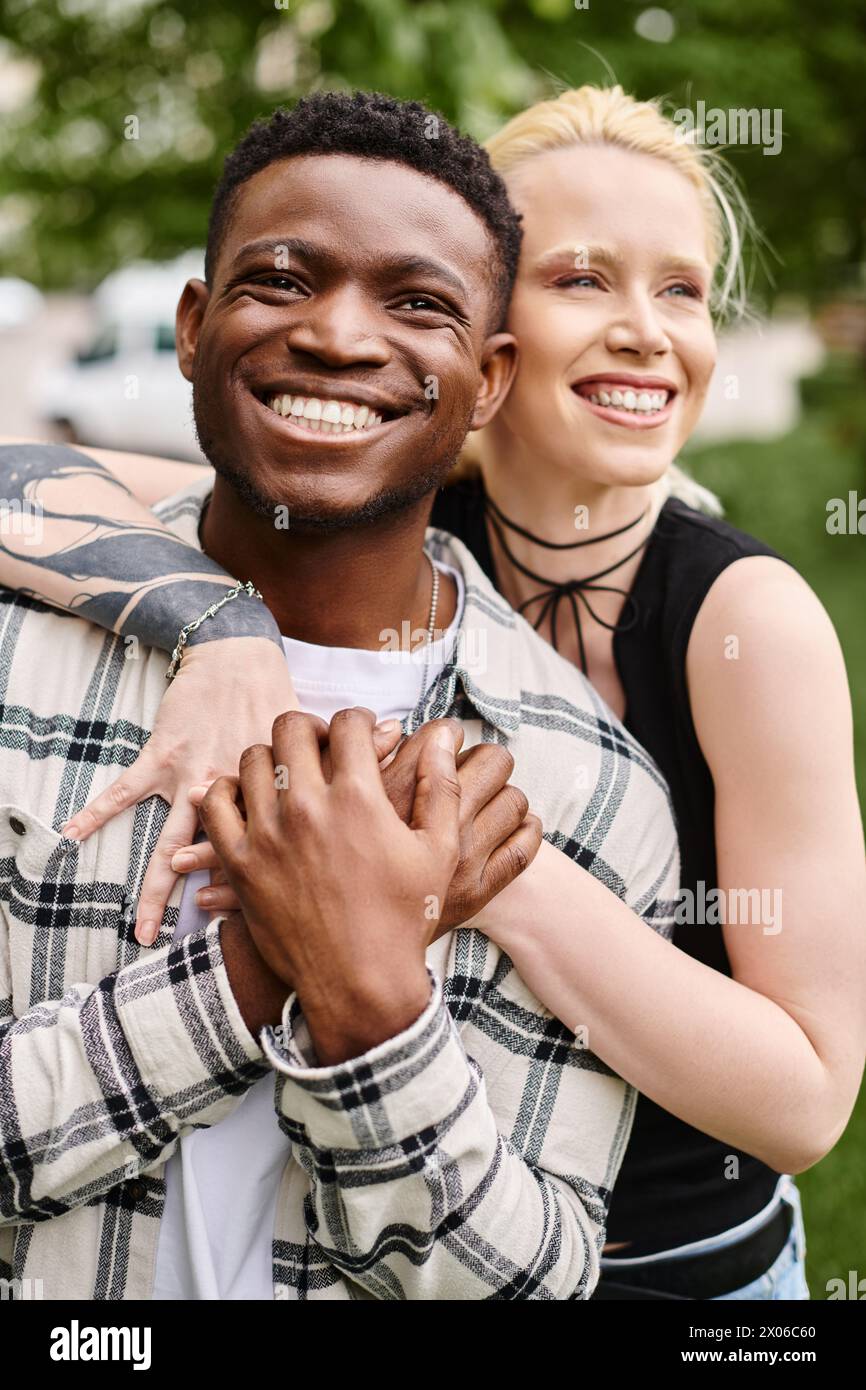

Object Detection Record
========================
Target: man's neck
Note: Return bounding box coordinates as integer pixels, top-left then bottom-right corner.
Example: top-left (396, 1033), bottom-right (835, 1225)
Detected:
top-left (200, 475), bottom-right (457, 649)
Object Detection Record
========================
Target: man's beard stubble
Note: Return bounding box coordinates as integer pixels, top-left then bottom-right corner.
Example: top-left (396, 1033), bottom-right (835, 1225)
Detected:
top-left (192, 377), bottom-right (469, 536)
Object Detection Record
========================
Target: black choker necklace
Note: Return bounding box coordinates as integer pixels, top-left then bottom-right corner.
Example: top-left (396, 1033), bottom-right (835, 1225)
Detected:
top-left (484, 492), bottom-right (651, 674)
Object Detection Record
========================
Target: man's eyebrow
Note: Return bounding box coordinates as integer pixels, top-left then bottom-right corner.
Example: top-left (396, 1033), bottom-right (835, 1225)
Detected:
top-left (230, 237), bottom-right (322, 268)
top-left (379, 255), bottom-right (469, 303)
top-left (229, 241), bottom-right (470, 303)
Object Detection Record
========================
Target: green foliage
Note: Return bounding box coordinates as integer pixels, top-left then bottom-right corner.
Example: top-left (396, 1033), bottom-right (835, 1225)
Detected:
top-left (0, 0), bottom-right (863, 303)
top-left (799, 1087), bottom-right (866, 1300)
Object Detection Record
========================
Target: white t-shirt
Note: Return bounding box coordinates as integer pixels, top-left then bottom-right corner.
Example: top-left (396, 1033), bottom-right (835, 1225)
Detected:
top-left (152, 562), bottom-right (464, 1300)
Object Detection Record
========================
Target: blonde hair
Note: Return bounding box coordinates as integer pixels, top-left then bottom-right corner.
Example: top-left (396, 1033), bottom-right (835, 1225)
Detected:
top-left (458, 83), bottom-right (758, 515)
top-left (485, 83), bottom-right (754, 325)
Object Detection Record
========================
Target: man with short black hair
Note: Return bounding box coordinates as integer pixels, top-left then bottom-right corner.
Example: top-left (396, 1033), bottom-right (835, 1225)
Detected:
top-left (0, 92), bottom-right (677, 1300)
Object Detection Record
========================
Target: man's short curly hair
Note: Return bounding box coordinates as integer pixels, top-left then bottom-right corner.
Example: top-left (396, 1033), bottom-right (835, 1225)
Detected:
top-left (205, 90), bottom-right (523, 332)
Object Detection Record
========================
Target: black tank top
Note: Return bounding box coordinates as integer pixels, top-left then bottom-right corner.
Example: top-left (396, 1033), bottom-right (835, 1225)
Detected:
top-left (430, 475), bottom-right (786, 1253)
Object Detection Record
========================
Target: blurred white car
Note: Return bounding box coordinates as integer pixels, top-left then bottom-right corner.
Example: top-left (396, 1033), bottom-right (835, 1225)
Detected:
top-left (35, 252), bottom-right (205, 461)
top-left (0, 277), bottom-right (44, 330)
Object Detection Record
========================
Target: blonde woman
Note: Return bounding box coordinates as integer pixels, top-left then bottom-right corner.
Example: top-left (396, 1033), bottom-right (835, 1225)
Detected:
top-left (1, 86), bottom-right (863, 1300)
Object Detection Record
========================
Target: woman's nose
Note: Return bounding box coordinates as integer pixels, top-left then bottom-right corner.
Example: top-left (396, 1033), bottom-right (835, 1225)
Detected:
top-left (604, 294), bottom-right (672, 358)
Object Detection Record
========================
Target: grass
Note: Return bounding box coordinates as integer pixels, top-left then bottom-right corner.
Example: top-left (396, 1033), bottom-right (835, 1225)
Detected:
top-left (683, 356), bottom-right (866, 1298)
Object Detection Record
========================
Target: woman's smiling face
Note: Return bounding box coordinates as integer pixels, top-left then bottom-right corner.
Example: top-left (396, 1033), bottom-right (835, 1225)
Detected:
top-left (493, 142), bottom-right (718, 487)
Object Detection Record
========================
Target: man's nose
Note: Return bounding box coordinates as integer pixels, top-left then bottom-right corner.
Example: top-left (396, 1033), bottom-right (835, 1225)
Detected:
top-left (284, 289), bottom-right (391, 367)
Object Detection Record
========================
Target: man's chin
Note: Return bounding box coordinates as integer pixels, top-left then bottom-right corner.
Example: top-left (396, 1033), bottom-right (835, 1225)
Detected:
top-left (266, 474), bottom-right (450, 533)
top-left (198, 438), bottom-right (453, 534)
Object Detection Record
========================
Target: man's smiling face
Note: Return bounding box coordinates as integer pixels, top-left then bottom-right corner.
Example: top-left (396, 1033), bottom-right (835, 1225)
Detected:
top-left (176, 153), bottom-right (510, 531)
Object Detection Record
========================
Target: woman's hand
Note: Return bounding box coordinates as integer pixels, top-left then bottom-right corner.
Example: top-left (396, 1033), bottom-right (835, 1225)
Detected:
top-left (58, 639), bottom-right (298, 943)
top-left (57, 638), bottom-right (403, 944)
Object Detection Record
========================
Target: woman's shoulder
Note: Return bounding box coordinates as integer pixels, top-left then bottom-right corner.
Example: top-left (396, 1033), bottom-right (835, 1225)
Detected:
top-left (666, 501), bottom-right (834, 706)
top-left (645, 496), bottom-right (795, 627)
top-left (653, 495), bottom-right (784, 568)
top-left (623, 496), bottom-right (805, 696)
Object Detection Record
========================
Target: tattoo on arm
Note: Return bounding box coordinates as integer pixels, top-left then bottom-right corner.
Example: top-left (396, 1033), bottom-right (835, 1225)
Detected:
top-left (0, 443), bottom-right (281, 653)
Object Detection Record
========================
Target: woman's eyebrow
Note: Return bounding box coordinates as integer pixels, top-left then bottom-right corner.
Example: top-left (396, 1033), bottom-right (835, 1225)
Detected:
top-left (656, 254), bottom-right (712, 278)
top-left (535, 243), bottom-right (710, 277)
top-left (535, 242), bottom-right (626, 272)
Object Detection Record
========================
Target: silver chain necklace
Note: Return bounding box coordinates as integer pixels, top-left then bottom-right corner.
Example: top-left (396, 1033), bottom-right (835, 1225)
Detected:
top-left (412, 550), bottom-right (440, 725)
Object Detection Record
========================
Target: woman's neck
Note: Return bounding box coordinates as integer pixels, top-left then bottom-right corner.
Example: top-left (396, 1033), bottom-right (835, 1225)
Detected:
top-left (476, 432), bottom-right (669, 693)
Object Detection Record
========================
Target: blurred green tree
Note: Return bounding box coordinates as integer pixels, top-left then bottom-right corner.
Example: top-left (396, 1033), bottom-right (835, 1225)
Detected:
top-left (0, 0), bottom-right (863, 304)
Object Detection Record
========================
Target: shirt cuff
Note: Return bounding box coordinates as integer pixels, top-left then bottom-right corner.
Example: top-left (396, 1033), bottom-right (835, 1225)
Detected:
top-left (117, 916), bottom-right (271, 1113)
top-left (260, 969), bottom-right (479, 1151)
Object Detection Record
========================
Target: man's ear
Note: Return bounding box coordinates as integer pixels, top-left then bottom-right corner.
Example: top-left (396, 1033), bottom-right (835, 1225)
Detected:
top-left (469, 333), bottom-right (518, 432)
top-left (175, 279), bottom-right (210, 383)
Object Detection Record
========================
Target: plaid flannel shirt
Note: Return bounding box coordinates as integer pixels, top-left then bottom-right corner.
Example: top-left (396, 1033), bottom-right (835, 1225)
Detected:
top-left (0, 474), bottom-right (679, 1301)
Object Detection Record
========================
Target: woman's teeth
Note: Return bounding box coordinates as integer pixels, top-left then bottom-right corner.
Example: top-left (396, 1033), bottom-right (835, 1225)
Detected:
top-left (584, 387), bottom-right (670, 414)
top-left (266, 393), bottom-right (385, 433)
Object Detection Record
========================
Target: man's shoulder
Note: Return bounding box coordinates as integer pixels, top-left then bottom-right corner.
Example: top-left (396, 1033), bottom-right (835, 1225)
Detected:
top-left (0, 585), bottom-right (97, 657)
top-left (0, 586), bottom-right (165, 733)
top-left (152, 471), bottom-right (213, 544)
top-left (427, 526), bottom-right (677, 908)
top-left (507, 627), bottom-right (674, 839)
top-left (429, 524), bottom-right (669, 791)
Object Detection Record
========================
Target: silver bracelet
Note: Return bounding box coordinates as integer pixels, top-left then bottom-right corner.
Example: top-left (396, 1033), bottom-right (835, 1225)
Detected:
top-left (165, 579), bottom-right (264, 681)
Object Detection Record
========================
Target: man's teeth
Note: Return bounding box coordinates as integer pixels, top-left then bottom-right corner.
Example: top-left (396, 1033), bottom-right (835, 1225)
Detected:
top-left (585, 387), bottom-right (670, 414)
top-left (266, 393), bottom-right (384, 433)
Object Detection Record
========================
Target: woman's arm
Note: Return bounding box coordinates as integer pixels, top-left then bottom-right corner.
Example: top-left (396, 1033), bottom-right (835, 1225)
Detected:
top-left (476, 557), bottom-right (866, 1174)
top-left (0, 436), bottom-right (209, 508)
top-left (0, 439), bottom-right (302, 939)
top-left (0, 439), bottom-right (277, 649)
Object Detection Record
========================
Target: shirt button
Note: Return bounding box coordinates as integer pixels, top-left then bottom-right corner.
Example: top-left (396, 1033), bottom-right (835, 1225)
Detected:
top-left (8, 816), bottom-right (26, 836)
top-left (126, 1180), bottom-right (146, 1203)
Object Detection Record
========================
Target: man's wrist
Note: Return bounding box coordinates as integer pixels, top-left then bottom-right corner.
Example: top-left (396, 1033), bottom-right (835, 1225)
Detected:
top-left (219, 912), bottom-right (291, 1037)
top-left (299, 962), bottom-right (432, 1066)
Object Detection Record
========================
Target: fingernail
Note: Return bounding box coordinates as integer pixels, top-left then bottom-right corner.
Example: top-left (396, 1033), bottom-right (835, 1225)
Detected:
top-left (196, 890), bottom-right (216, 906)
top-left (375, 719), bottom-right (400, 733)
top-left (60, 823), bottom-right (80, 840)
top-left (187, 785), bottom-right (210, 801)
top-left (136, 921), bottom-right (159, 946)
top-left (171, 851), bottom-right (197, 871)
top-left (436, 726), bottom-right (455, 750)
